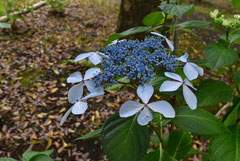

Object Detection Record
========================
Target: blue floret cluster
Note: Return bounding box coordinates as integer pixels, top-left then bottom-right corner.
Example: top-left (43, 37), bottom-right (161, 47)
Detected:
top-left (95, 37), bottom-right (177, 86)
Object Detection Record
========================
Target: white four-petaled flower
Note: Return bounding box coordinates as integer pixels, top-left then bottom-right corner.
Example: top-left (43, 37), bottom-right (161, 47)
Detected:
top-left (178, 53), bottom-right (204, 81)
top-left (120, 84), bottom-right (175, 126)
top-left (160, 72), bottom-right (197, 110)
top-left (150, 32), bottom-right (174, 51)
top-left (74, 51), bottom-right (106, 65)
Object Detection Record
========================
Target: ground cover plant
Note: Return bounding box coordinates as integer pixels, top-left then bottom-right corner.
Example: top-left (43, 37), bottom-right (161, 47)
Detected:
top-left (0, 0), bottom-right (240, 160)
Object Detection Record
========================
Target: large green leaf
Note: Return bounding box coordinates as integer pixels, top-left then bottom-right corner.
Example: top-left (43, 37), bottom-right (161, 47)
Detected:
top-left (75, 127), bottom-right (102, 141)
top-left (161, 4), bottom-right (194, 18)
top-left (0, 158), bottom-right (17, 161)
top-left (29, 154), bottom-right (53, 161)
top-left (197, 79), bottom-right (234, 107)
top-left (22, 150), bottom-right (53, 161)
top-left (231, 0), bottom-right (240, 10)
top-left (209, 124), bottom-right (240, 161)
top-left (167, 130), bottom-right (192, 160)
top-left (176, 20), bottom-right (211, 28)
top-left (0, 22), bottom-right (11, 29)
top-left (172, 106), bottom-right (228, 135)
top-left (143, 11), bottom-right (165, 26)
top-left (105, 26), bottom-right (151, 45)
top-left (204, 42), bottom-right (239, 70)
top-left (101, 113), bottom-right (150, 161)
top-left (141, 150), bottom-right (174, 161)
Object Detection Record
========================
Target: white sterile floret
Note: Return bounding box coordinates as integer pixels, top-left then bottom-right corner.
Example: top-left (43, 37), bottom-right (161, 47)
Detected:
top-left (108, 39), bottom-right (126, 45)
top-left (60, 83), bottom-right (104, 126)
top-left (74, 51), bottom-right (106, 65)
top-left (178, 53), bottom-right (204, 81)
top-left (67, 68), bottom-right (100, 93)
top-left (119, 84), bottom-right (175, 126)
top-left (150, 32), bottom-right (174, 51)
top-left (160, 72), bottom-right (197, 110)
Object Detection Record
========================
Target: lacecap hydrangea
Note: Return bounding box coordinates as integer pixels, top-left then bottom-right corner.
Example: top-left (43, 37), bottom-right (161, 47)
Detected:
top-left (60, 33), bottom-right (204, 126)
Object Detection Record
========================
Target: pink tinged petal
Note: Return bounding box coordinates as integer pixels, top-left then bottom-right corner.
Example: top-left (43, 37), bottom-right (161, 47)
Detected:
top-left (150, 32), bottom-right (166, 38)
top-left (148, 101), bottom-right (175, 118)
top-left (119, 101), bottom-right (144, 117)
top-left (160, 81), bottom-right (182, 92)
top-left (183, 84), bottom-right (197, 110)
top-left (88, 53), bottom-right (102, 65)
top-left (183, 63), bottom-right (199, 81)
top-left (74, 52), bottom-right (92, 62)
top-left (184, 79), bottom-right (197, 90)
top-left (137, 107), bottom-right (153, 126)
top-left (67, 71), bottom-right (83, 83)
top-left (85, 80), bottom-right (96, 93)
top-left (60, 107), bottom-right (72, 126)
top-left (189, 62), bottom-right (204, 76)
top-left (81, 86), bottom-right (105, 100)
top-left (68, 83), bottom-right (83, 104)
top-left (71, 101), bottom-right (88, 115)
top-left (178, 53), bottom-right (189, 63)
top-left (164, 72), bottom-right (183, 82)
top-left (137, 84), bottom-right (154, 104)
top-left (84, 68), bottom-right (101, 80)
top-left (165, 38), bottom-right (174, 51)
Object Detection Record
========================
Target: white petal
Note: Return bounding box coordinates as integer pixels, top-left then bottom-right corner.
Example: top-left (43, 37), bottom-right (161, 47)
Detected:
top-left (60, 107), bottom-right (72, 126)
top-left (74, 52), bottom-right (92, 62)
top-left (183, 63), bottom-right (199, 81)
top-left (184, 79), bottom-right (197, 90)
top-left (165, 38), bottom-right (174, 51)
top-left (160, 81), bottom-right (182, 92)
top-left (183, 84), bottom-right (197, 110)
top-left (71, 101), bottom-right (88, 115)
top-left (81, 86), bottom-right (105, 100)
top-left (67, 71), bottom-right (83, 83)
top-left (84, 68), bottom-right (101, 80)
top-left (137, 107), bottom-right (153, 126)
top-left (164, 72), bottom-right (183, 82)
top-left (85, 80), bottom-right (96, 93)
top-left (88, 53), bottom-right (102, 65)
top-left (148, 101), bottom-right (175, 118)
top-left (190, 62), bottom-right (204, 76)
top-left (119, 101), bottom-right (144, 117)
top-left (68, 83), bottom-right (83, 104)
top-left (178, 53), bottom-right (189, 63)
top-left (97, 52), bottom-right (106, 56)
top-left (137, 84), bottom-right (154, 104)
top-left (150, 32), bottom-right (166, 38)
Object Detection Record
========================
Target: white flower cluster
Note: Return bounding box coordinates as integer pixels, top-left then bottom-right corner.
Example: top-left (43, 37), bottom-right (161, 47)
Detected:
top-left (60, 34), bottom-right (204, 126)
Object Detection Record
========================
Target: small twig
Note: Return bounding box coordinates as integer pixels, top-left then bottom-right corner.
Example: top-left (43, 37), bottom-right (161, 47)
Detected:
top-left (216, 102), bottom-right (233, 117)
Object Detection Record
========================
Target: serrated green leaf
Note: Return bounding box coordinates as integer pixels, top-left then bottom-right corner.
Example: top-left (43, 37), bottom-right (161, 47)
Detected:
top-left (101, 113), bottom-right (150, 161)
top-left (22, 150), bottom-right (53, 161)
top-left (176, 20), bottom-right (211, 28)
top-left (143, 11), bottom-right (165, 26)
top-left (161, 4), bottom-right (194, 18)
top-left (29, 154), bottom-right (53, 161)
top-left (75, 127), bottom-right (102, 141)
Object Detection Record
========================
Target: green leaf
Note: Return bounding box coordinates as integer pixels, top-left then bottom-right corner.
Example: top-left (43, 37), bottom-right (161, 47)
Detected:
top-left (223, 96), bottom-right (240, 127)
top-left (231, 0), bottom-right (240, 10)
top-left (22, 150), bottom-right (53, 161)
top-left (209, 124), bottom-right (240, 161)
top-left (167, 130), bottom-right (192, 160)
top-left (197, 79), bottom-right (234, 107)
top-left (101, 113), bottom-right (150, 161)
top-left (204, 42), bottom-right (239, 70)
top-left (149, 75), bottom-right (168, 89)
top-left (105, 26), bottom-right (151, 45)
top-left (143, 11), bottom-right (165, 26)
top-left (74, 127), bottom-right (102, 141)
top-left (161, 4), bottom-right (194, 18)
top-left (176, 20), bottom-right (211, 28)
top-left (0, 158), bottom-right (17, 161)
top-left (29, 154), bottom-right (53, 161)
top-left (172, 106), bottom-right (228, 135)
top-left (233, 71), bottom-right (240, 90)
top-left (0, 22), bottom-right (11, 29)
top-left (141, 150), bottom-right (174, 161)
top-left (183, 149), bottom-right (204, 159)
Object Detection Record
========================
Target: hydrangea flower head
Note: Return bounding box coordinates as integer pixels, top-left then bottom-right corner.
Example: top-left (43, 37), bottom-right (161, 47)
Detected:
top-left (95, 37), bottom-right (177, 86)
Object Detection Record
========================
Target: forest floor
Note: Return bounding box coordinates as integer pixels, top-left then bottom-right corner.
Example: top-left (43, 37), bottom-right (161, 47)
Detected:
top-left (0, 0), bottom-right (237, 160)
